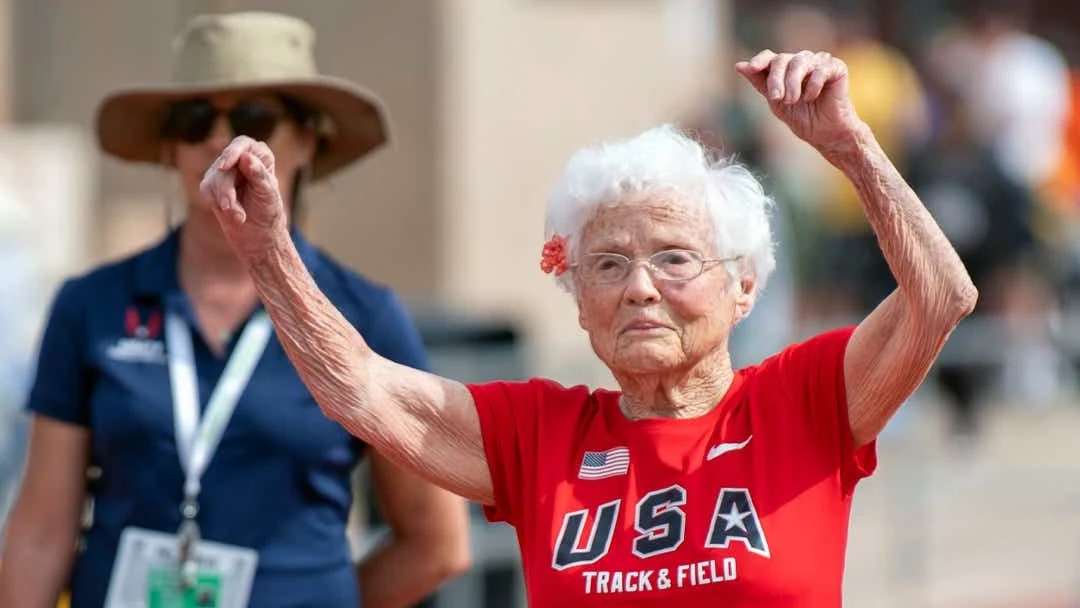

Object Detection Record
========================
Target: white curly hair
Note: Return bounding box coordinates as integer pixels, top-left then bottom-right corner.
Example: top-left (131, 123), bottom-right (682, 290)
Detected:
top-left (544, 123), bottom-right (777, 303)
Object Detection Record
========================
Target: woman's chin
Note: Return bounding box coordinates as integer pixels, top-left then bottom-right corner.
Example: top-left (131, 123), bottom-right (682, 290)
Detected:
top-left (611, 341), bottom-right (682, 375)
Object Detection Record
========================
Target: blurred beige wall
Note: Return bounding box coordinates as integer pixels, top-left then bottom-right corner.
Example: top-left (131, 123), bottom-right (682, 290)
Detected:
top-left (0, 0), bottom-right (9, 123)
top-left (11, 0), bottom-right (730, 381)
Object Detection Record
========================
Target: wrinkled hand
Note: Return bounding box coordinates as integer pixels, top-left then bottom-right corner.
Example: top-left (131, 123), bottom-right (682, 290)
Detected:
top-left (200, 136), bottom-right (289, 263)
top-left (736, 50), bottom-right (863, 152)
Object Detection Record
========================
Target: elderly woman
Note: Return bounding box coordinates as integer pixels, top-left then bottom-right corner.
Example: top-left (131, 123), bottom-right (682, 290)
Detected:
top-left (0, 11), bottom-right (469, 608)
top-left (202, 50), bottom-right (976, 605)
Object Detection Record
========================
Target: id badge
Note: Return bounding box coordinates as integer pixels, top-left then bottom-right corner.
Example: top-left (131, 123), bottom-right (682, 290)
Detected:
top-left (104, 527), bottom-right (258, 608)
top-left (146, 568), bottom-right (222, 608)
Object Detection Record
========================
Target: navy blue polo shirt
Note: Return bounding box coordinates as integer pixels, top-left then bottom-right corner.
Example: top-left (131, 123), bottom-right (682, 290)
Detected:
top-left (26, 228), bottom-right (429, 607)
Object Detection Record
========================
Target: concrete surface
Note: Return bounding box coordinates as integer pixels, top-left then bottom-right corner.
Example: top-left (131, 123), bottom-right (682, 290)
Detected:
top-left (844, 398), bottom-right (1080, 608)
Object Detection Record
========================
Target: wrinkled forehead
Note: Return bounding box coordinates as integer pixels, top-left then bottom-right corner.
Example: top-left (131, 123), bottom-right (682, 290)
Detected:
top-left (577, 194), bottom-right (714, 254)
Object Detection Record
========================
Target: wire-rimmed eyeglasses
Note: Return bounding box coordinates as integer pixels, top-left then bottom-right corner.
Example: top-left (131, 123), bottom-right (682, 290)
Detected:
top-left (571, 250), bottom-right (740, 285)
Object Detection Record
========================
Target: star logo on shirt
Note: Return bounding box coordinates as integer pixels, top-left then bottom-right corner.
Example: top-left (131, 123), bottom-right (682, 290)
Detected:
top-left (718, 502), bottom-right (752, 532)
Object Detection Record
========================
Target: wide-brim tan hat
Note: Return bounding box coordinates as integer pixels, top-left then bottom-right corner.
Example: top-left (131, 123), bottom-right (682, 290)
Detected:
top-left (96, 11), bottom-right (388, 181)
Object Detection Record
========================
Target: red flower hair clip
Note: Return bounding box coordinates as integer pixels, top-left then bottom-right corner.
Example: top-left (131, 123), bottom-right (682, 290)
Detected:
top-left (540, 234), bottom-right (569, 277)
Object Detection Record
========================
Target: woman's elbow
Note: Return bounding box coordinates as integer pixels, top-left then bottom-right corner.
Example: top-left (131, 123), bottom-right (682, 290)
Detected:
top-left (946, 279), bottom-right (979, 324)
top-left (914, 277), bottom-right (978, 328)
top-left (428, 529), bottom-right (473, 581)
top-left (446, 542), bottom-right (473, 579)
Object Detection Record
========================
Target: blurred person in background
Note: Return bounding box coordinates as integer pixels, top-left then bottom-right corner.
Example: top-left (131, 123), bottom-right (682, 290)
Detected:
top-left (927, 0), bottom-right (1075, 405)
top-left (940, 0), bottom-right (1070, 196)
top-left (0, 11), bottom-right (469, 608)
top-left (200, 47), bottom-right (976, 606)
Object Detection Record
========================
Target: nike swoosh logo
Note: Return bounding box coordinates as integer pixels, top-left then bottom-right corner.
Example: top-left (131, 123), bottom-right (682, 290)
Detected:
top-left (706, 435), bottom-right (752, 461)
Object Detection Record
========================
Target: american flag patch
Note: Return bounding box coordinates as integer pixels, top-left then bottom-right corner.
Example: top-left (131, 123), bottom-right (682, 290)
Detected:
top-left (578, 447), bottom-right (630, 480)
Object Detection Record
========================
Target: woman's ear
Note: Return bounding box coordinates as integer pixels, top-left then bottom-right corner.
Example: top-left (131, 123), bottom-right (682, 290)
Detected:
top-left (733, 275), bottom-right (757, 322)
top-left (576, 288), bottom-right (589, 330)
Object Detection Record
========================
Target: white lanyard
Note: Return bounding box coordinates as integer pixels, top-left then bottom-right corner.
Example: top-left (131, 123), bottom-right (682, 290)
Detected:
top-left (165, 310), bottom-right (273, 501)
top-left (164, 309), bottom-right (272, 587)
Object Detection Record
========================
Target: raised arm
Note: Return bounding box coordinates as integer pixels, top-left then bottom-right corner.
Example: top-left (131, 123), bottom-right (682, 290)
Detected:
top-left (737, 50), bottom-right (977, 447)
top-left (826, 124), bottom-right (976, 447)
top-left (200, 138), bottom-right (494, 504)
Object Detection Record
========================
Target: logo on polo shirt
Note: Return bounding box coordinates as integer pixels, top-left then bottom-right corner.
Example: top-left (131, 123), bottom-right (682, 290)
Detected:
top-left (124, 306), bottom-right (162, 339)
top-left (106, 305), bottom-right (166, 364)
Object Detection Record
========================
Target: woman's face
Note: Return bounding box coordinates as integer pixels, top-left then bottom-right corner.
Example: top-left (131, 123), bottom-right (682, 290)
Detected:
top-left (573, 197), bottom-right (755, 375)
top-left (169, 92), bottom-right (316, 219)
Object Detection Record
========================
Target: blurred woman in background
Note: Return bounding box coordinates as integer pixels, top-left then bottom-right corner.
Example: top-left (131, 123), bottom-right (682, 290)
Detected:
top-left (0, 11), bottom-right (469, 608)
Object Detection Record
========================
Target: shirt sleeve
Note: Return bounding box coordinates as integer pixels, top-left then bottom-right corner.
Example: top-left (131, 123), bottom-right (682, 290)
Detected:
top-left (767, 326), bottom-right (877, 494)
top-left (467, 379), bottom-right (550, 528)
top-left (25, 279), bottom-right (94, 427)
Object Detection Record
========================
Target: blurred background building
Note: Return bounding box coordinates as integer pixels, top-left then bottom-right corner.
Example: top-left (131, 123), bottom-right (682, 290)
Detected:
top-left (2, 0), bottom-right (1080, 606)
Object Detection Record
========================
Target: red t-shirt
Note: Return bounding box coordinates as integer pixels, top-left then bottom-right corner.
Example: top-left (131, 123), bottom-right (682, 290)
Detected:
top-left (469, 327), bottom-right (876, 607)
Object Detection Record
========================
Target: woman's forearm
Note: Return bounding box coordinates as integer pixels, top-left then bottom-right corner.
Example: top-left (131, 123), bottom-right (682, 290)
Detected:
top-left (0, 512), bottom-right (78, 607)
top-left (357, 536), bottom-right (470, 608)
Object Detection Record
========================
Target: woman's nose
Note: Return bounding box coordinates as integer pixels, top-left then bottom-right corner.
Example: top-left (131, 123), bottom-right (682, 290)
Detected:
top-left (622, 263), bottom-right (661, 305)
top-left (203, 115), bottom-right (233, 150)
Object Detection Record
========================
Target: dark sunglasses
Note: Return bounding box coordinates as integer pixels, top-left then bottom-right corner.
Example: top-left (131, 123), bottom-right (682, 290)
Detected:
top-left (162, 99), bottom-right (292, 144)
